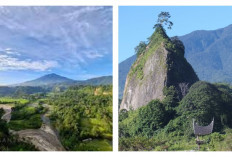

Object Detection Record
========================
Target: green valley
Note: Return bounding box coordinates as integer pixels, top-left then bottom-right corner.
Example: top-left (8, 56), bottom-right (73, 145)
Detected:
top-left (0, 74), bottom-right (112, 151)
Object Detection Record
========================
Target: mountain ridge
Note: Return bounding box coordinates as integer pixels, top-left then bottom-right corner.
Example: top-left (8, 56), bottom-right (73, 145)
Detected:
top-left (119, 24), bottom-right (232, 98)
top-left (11, 73), bottom-right (112, 87)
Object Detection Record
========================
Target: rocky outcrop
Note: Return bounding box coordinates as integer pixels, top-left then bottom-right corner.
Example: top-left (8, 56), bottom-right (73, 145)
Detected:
top-left (120, 27), bottom-right (199, 110)
top-left (0, 104), bottom-right (12, 122)
top-left (11, 128), bottom-right (65, 151)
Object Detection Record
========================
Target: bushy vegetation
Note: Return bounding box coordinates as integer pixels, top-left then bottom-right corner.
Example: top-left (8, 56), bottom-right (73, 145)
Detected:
top-left (119, 81), bottom-right (232, 151)
top-left (177, 81), bottom-right (232, 132)
top-left (129, 26), bottom-right (170, 80)
top-left (119, 100), bottom-right (168, 137)
top-left (8, 102), bottom-right (43, 131)
top-left (0, 108), bottom-right (37, 151)
top-left (0, 98), bottom-right (29, 105)
top-left (0, 86), bottom-right (49, 97)
top-left (49, 85), bottom-right (112, 151)
top-left (119, 86), bottom-right (178, 138)
top-left (135, 41), bottom-right (147, 57)
top-left (130, 24), bottom-right (197, 84)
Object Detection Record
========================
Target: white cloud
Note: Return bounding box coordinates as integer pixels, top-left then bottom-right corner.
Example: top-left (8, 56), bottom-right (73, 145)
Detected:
top-left (0, 54), bottom-right (58, 71)
top-left (4, 48), bottom-right (21, 56)
top-left (85, 51), bottom-right (104, 59)
top-left (0, 6), bottom-right (112, 71)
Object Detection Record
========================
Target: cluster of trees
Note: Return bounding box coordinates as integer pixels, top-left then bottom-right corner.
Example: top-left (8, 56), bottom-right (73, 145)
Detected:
top-left (0, 98), bottom-right (29, 105)
top-left (0, 107), bottom-right (37, 151)
top-left (135, 11), bottom-right (176, 57)
top-left (8, 99), bottom-right (43, 131)
top-left (119, 86), bottom-right (178, 138)
top-left (0, 86), bottom-right (49, 98)
top-left (48, 85), bottom-right (112, 151)
top-left (119, 81), bottom-right (232, 151)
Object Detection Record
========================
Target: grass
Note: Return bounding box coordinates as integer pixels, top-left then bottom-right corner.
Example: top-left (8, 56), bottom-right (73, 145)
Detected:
top-left (75, 139), bottom-right (112, 151)
top-left (9, 104), bottom-right (43, 131)
top-left (119, 128), bottom-right (232, 151)
top-left (80, 118), bottom-right (112, 139)
top-left (11, 106), bottom-right (37, 119)
top-left (0, 97), bottom-right (29, 105)
top-left (8, 114), bottom-right (42, 131)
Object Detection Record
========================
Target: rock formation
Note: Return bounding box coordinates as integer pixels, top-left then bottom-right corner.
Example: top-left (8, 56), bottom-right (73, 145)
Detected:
top-left (120, 27), bottom-right (199, 110)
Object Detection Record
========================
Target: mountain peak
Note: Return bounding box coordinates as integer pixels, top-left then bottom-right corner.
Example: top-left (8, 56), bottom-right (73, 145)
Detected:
top-left (151, 26), bottom-right (169, 40)
top-left (41, 73), bottom-right (63, 78)
top-left (14, 73), bottom-right (75, 87)
top-left (120, 27), bottom-right (199, 110)
top-left (46, 73), bottom-right (58, 76)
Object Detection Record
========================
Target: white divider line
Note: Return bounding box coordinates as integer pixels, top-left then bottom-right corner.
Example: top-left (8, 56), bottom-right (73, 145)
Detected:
top-left (113, 3), bottom-right (119, 152)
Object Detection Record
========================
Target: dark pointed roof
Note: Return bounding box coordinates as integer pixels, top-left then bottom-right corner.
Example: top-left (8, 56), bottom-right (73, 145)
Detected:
top-left (193, 118), bottom-right (214, 135)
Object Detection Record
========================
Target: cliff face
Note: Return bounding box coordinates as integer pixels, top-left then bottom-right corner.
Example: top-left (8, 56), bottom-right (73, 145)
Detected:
top-left (120, 27), bottom-right (199, 110)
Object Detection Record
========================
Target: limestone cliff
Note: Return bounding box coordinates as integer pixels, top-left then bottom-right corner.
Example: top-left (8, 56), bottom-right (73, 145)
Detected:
top-left (120, 27), bottom-right (199, 110)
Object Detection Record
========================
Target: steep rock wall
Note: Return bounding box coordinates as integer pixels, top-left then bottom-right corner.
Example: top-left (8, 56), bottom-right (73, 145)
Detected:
top-left (120, 27), bottom-right (199, 110)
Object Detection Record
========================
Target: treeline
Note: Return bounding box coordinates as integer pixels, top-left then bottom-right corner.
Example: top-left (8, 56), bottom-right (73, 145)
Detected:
top-left (48, 85), bottom-right (112, 151)
top-left (0, 98), bottom-right (29, 105)
top-left (0, 86), bottom-right (49, 98)
top-left (119, 81), bottom-right (232, 151)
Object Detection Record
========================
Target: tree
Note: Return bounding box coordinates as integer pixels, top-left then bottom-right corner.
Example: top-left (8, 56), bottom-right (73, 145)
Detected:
top-left (178, 81), bottom-right (232, 131)
top-left (134, 41), bottom-right (147, 56)
top-left (171, 36), bottom-right (185, 52)
top-left (153, 12), bottom-right (173, 30)
top-left (137, 100), bottom-right (168, 136)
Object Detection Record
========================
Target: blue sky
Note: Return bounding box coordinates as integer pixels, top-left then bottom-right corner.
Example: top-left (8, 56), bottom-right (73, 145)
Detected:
top-left (0, 6), bottom-right (112, 85)
top-left (119, 6), bottom-right (232, 62)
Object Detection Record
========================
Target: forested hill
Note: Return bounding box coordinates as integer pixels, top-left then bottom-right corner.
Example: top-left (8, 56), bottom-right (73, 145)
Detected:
top-left (12, 74), bottom-right (112, 87)
top-left (49, 85), bottom-right (113, 151)
top-left (119, 24), bottom-right (232, 98)
top-left (81, 76), bottom-right (112, 85)
top-left (119, 55), bottom-right (136, 98)
top-left (179, 24), bottom-right (232, 83)
top-left (119, 81), bottom-right (232, 151)
top-left (0, 74), bottom-right (112, 97)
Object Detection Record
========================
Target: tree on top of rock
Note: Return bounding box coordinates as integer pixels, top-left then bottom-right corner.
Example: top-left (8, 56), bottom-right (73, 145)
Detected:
top-left (153, 12), bottom-right (173, 30)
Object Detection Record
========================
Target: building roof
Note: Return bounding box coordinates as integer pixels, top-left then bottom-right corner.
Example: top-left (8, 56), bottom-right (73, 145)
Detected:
top-left (193, 118), bottom-right (214, 136)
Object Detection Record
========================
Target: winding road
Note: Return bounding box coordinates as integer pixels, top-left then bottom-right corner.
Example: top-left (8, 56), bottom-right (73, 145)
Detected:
top-left (0, 103), bottom-right (65, 151)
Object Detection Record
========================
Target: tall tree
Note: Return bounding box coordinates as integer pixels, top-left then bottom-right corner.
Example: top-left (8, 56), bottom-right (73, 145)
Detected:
top-left (153, 12), bottom-right (173, 30)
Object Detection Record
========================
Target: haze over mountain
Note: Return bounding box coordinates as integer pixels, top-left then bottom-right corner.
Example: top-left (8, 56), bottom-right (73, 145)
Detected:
top-left (12, 73), bottom-right (112, 87)
top-left (119, 24), bottom-right (232, 98)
